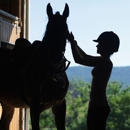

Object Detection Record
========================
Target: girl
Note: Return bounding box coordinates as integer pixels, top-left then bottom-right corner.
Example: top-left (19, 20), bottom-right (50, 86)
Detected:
top-left (67, 31), bottom-right (120, 130)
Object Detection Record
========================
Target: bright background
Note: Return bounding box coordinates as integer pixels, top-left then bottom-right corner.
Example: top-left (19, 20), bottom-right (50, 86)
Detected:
top-left (30, 0), bottom-right (130, 67)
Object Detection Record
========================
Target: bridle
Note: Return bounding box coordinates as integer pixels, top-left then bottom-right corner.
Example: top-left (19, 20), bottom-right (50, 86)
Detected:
top-left (49, 56), bottom-right (70, 77)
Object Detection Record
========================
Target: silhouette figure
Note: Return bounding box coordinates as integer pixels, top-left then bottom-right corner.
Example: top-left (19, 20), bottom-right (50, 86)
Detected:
top-left (0, 3), bottom-right (69, 130)
top-left (67, 31), bottom-right (120, 130)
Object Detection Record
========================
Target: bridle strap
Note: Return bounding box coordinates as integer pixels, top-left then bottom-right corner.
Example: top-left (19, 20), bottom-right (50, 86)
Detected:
top-left (63, 57), bottom-right (71, 72)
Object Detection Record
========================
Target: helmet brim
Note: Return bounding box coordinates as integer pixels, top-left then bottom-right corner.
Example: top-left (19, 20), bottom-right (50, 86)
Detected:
top-left (93, 40), bottom-right (98, 42)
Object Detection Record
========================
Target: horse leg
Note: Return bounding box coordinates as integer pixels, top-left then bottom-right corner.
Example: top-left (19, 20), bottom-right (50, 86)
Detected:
top-left (30, 98), bottom-right (40, 130)
top-left (0, 104), bottom-right (14, 130)
top-left (52, 99), bottom-right (66, 130)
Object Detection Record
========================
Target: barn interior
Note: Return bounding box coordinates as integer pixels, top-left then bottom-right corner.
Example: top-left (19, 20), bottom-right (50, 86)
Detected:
top-left (0, 0), bottom-right (29, 48)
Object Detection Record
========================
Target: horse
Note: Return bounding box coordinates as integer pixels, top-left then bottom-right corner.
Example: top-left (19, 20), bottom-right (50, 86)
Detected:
top-left (0, 3), bottom-right (70, 130)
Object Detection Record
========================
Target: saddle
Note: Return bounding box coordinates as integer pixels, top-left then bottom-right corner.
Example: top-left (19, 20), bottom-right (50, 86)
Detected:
top-left (11, 38), bottom-right (43, 76)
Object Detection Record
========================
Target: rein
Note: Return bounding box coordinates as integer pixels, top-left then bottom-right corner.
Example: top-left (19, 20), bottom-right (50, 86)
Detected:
top-left (50, 56), bottom-right (70, 77)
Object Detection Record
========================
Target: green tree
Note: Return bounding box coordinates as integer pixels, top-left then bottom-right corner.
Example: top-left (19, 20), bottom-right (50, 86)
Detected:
top-left (65, 79), bottom-right (90, 130)
top-left (30, 79), bottom-right (130, 130)
top-left (107, 81), bottom-right (130, 130)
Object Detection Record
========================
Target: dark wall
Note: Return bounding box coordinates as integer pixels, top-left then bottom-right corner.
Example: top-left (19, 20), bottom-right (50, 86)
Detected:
top-left (0, 0), bottom-right (21, 18)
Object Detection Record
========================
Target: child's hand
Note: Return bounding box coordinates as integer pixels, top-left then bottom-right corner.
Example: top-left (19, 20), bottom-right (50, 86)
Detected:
top-left (67, 32), bottom-right (75, 43)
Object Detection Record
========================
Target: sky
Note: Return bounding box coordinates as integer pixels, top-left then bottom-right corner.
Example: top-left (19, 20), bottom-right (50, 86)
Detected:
top-left (30, 0), bottom-right (130, 67)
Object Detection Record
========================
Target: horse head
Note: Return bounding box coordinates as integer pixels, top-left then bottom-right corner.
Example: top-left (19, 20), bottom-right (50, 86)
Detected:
top-left (42, 3), bottom-right (69, 63)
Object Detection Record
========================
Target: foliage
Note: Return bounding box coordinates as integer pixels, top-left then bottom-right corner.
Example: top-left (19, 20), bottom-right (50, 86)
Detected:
top-left (29, 79), bottom-right (130, 130)
top-left (107, 81), bottom-right (130, 130)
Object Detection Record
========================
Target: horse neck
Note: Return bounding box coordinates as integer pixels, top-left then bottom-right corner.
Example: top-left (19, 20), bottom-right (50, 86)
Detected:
top-left (51, 50), bottom-right (64, 64)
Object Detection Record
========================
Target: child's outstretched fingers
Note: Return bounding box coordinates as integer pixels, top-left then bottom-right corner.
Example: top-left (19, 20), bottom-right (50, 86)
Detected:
top-left (67, 32), bottom-right (75, 42)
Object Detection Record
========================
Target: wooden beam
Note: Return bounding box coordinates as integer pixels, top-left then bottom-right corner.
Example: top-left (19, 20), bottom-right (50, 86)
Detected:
top-left (20, 0), bottom-right (25, 38)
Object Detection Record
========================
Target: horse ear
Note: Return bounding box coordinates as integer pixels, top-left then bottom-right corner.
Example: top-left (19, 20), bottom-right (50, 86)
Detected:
top-left (62, 3), bottom-right (69, 19)
top-left (47, 3), bottom-right (53, 17)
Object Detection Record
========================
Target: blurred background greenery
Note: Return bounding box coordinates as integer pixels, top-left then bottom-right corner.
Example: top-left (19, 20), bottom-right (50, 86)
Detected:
top-left (29, 79), bottom-right (130, 130)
